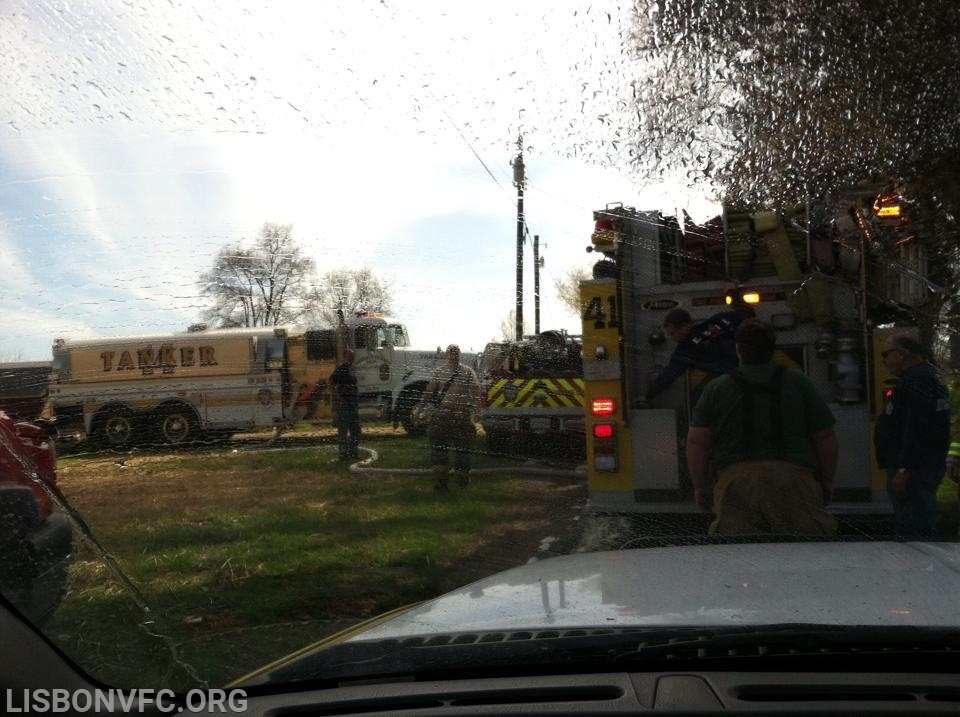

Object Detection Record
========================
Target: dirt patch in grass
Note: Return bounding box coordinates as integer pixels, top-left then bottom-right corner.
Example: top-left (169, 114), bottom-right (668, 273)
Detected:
top-left (432, 477), bottom-right (587, 591)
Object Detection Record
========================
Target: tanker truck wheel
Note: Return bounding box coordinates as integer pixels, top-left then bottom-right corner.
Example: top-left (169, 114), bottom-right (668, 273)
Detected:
top-left (93, 407), bottom-right (136, 450)
top-left (154, 404), bottom-right (199, 446)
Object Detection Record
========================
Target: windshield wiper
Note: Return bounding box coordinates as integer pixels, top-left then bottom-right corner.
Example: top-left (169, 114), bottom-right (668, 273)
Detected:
top-left (610, 624), bottom-right (960, 661)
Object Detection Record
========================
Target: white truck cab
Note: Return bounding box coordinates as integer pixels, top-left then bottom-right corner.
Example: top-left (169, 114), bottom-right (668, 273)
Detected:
top-left (343, 312), bottom-right (476, 433)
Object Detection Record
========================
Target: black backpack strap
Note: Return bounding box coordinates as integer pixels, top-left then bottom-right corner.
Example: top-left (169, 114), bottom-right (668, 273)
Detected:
top-left (767, 365), bottom-right (787, 458)
top-left (731, 371), bottom-right (755, 459)
top-left (434, 367), bottom-right (460, 406)
top-left (733, 364), bottom-right (787, 460)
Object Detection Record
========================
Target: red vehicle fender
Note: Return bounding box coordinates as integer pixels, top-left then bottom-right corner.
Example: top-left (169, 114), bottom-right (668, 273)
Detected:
top-left (0, 410), bottom-right (56, 520)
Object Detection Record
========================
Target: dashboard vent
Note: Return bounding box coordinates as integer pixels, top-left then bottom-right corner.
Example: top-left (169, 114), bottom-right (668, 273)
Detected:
top-left (269, 696), bottom-right (445, 715)
top-left (270, 685), bottom-right (623, 715)
top-left (924, 691), bottom-right (960, 702)
top-left (736, 685), bottom-right (960, 703)
top-left (736, 685), bottom-right (918, 702)
top-left (448, 685), bottom-right (624, 706)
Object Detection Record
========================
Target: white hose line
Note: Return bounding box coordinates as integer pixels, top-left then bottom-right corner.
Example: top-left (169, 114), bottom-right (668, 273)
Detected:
top-left (220, 437), bottom-right (585, 479)
top-left (348, 445), bottom-right (585, 479)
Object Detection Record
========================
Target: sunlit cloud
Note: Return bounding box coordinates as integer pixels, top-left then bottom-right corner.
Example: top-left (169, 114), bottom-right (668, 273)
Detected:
top-left (0, 0), bottom-right (717, 359)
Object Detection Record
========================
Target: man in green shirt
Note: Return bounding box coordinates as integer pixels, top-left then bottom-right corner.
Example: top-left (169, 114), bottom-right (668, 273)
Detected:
top-left (686, 319), bottom-right (839, 536)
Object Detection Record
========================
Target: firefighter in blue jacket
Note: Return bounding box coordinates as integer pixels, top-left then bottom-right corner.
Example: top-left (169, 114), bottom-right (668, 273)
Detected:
top-left (645, 296), bottom-right (755, 402)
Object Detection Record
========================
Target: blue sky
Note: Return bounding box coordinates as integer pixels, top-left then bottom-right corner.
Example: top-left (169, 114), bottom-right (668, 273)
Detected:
top-left (0, 0), bottom-right (717, 360)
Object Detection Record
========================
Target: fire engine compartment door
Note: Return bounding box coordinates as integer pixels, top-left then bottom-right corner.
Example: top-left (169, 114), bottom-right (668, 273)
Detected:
top-left (630, 408), bottom-right (680, 496)
top-left (251, 373), bottom-right (285, 426)
top-left (830, 404), bottom-right (877, 504)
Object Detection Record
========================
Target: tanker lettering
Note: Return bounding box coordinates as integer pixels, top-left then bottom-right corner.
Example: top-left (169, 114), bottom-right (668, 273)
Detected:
top-left (97, 345), bottom-right (216, 373)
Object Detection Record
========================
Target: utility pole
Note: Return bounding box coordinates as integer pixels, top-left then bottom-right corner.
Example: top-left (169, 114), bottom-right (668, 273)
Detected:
top-left (513, 136), bottom-right (525, 341)
top-left (534, 234), bottom-right (543, 336)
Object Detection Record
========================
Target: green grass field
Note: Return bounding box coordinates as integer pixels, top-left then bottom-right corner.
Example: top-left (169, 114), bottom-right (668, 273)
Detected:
top-left (45, 431), bottom-right (584, 690)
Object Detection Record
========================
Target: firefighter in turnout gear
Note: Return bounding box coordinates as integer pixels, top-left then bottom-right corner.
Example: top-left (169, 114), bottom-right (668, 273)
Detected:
top-left (686, 319), bottom-right (839, 536)
top-left (416, 345), bottom-right (481, 490)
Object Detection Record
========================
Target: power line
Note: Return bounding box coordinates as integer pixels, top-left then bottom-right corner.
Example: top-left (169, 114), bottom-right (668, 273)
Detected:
top-left (430, 98), bottom-right (513, 204)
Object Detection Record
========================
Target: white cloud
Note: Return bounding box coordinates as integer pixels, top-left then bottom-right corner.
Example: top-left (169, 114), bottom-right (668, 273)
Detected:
top-left (0, 0), bottom-right (719, 360)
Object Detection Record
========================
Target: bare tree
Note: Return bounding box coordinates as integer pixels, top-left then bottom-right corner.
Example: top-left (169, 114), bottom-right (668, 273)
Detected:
top-left (304, 267), bottom-right (394, 327)
top-left (497, 310), bottom-right (530, 342)
top-left (553, 266), bottom-right (590, 317)
top-left (199, 223), bottom-right (316, 327)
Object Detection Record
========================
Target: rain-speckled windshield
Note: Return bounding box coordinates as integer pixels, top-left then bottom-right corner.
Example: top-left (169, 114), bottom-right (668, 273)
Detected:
top-left (1, 0), bottom-right (958, 692)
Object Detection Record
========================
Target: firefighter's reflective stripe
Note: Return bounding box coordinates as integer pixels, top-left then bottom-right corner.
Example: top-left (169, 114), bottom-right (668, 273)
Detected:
top-left (487, 378), bottom-right (585, 409)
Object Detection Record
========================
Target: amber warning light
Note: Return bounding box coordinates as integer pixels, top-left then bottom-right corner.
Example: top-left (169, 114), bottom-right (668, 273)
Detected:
top-left (874, 192), bottom-right (902, 218)
top-left (591, 398), bottom-right (616, 415)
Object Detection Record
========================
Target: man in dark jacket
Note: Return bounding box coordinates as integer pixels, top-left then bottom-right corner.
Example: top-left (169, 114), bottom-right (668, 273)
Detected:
top-left (329, 349), bottom-right (361, 460)
top-left (646, 299), bottom-right (755, 401)
top-left (874, 334), bottom-right (952, 537)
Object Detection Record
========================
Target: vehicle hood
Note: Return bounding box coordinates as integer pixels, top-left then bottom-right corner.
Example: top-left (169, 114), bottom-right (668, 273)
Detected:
top-left (348, 541), bottom-right (960, 640)
top-left (235, 541), bottom-right (960, 686)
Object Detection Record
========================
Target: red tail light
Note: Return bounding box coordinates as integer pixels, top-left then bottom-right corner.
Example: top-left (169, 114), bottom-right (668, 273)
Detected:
top-left (592, 420), bottom-right (618, 472)
top-left (593, 423), bottom-right (614, 439)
